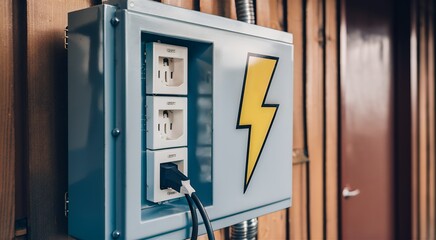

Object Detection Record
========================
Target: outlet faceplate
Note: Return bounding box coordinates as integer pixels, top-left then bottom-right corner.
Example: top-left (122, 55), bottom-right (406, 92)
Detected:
top-left (146, 148), bottom-right (188, 202)
top-left (146, 96), bottom-right (187, 150)
top-left (146, 42), bottom-right (188, 95)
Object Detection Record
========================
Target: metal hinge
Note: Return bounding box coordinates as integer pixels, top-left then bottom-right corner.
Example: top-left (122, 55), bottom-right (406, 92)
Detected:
top-left (293, 148), bottom-right (309, 165)
top-left (64, 192), bottom-right (69, 217)
top-left (64, 26), bottom-right (68, 50)
top-left (15, 218), bottom-right (28, 238)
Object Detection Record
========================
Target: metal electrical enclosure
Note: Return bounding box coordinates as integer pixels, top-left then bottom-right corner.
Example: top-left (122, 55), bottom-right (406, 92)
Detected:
top-left (68, 1), bottom-right (293, 239)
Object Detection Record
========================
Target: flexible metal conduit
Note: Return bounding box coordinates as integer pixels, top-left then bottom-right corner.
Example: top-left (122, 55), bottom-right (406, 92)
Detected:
top-left (234, 0), bottom-right (256, 24)
top-left (230, 1), bottom-right (258, 239)
top-left (230, 218), bottom-right (258, 240)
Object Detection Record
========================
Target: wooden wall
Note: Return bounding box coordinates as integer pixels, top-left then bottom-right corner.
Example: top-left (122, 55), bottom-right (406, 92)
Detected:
top-left (1, 0), bottom-right (340, 239)
top-left (413, 0), bottom-right (436, 238)
top-left (3, 0), bottom-right (436, 238)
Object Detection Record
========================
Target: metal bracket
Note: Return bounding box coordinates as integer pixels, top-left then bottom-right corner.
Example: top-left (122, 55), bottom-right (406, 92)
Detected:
top-left (15, 218), bottom-right (28, 238)
top-left (64, 26), bottom-right (68, 50)
top-left (64, 192), bottom-right (69, 217)
top-left (293, 148), bottom-right (309, 165)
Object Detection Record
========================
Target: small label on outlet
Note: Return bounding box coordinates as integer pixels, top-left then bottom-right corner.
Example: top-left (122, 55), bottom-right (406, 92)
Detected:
top-left (167, 101), bottom-right (176, 106)
top-left (167, 191), bottom-right (177, 195)
top-left (166, 48), bottom-right (176, 53)
top-left (168, 154), bottom-right (176, 158)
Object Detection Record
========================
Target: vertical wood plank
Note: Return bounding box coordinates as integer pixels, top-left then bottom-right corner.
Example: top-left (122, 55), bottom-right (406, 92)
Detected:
top-left (427, 2), bottom-right (435, 237)
top-left (199, 0), bottom-right (236, 19)
top-left (418, 0), bottom-right (428, 237)
top-left (161, 0), bottom-right (198, 10)
top-left (306, 0), bottom-right (325, 238)
top-left (287, 0), bottom-right (308, 238)
top-left (26, 1), bottom-right (92, 238)
top-left (258, 210), bottom-right (287, 239)
top-left (256, 0), bottom-right (285, 30)
top-left (199, 0), bottom-right (225, 15)
top-left (325, 0), bottom-right (338, 238)
top-left (411, 0), bottom-right (419, 238)
top-left (0, 0), bottom-right (16, 238)
top-left (290, 163), bottom-right (308, 239)
top-left (288, 0), bottom-right (304, 148)
top-left (224, 0), bottom-right (237, 19)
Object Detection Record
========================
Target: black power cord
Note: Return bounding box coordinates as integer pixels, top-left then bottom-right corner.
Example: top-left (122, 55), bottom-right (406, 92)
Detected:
top-left (191, 192), bottom-right (214, 240)
top-left (160, 162), bottom-right (215, 240)
top-left (185, 194), bottom-right (198, 240)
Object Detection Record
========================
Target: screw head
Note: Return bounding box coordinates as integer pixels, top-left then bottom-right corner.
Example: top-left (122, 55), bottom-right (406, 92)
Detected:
top-left (111, 17), bottom-right (120, 26)
top-left (112, 128), bottom-right (121, 137)
top-left (112, 230), bottom-right (121, 238)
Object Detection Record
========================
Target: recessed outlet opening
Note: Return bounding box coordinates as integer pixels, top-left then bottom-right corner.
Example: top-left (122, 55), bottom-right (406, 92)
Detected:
top-left (142, 33), bottom-right (213, 209)
top-left (158, 57), bottom-right (184, 87)
top-left (158, 109), bottom-right (183, 140)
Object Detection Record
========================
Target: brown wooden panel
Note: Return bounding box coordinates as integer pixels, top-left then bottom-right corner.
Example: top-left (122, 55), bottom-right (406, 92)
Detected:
top-left (418, 0), bottom-right (429, 237)
top-left (290, 162), bottom-right (308, 239)
top-left (287, 0), bottom-right (308, 238)
top-left (288, 0), bottom-right (304, 150)
top-left (410, 0), bottom-right (419, 236)
top-left (199, 0), bottom-right (236, 19)
top-left (258, 210), bottom-right (287, 239)
top-left (427, 1), bottom-right (435, 237)
top-left (325, 0), bottom-right (338, 238)
top-left (199, 0), bottom-right (224, 15)
top-left (0, 0), bottom-right (16, 238)
top-left (306, 0), bottom-right (325, 238)
top-left (26, 1), bottom-right (92, 238)
top-left (161, 0), bottom-right (198, 10)
top-left (256, 0), bottom-right (285, 30)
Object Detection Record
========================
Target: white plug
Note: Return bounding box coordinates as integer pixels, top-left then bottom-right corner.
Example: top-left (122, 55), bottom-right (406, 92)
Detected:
top-left (146, 42), bottom-right (188, 95)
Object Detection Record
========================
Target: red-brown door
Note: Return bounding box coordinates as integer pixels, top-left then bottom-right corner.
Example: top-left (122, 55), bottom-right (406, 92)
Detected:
top-left (340, 0), bottom-right (411, 238)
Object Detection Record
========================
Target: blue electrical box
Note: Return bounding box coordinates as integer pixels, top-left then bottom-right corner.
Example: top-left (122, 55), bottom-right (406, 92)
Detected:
top-left (68, 1), bottom-right (293, 239)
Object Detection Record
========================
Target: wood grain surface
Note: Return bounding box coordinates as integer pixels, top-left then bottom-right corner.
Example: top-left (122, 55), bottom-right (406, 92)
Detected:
top-left (0, 0), bottom-right (16, 239)
top-left (258, 210), bottom-right (288, 239)
top-left (199, 0), bottom-right (237, 18)
top-left (418, 0), bottom-right (429, 237)
top-left (256, 0), bottom-right (285, 30)
top-left (325, 0), bottom-right (338, 238)
top-left (287, 0), bottom-right (309, 238)
top-left (25, 1), bottom-right (92, 238)
top-left (426, 0), bottom-right (435, 237)
top-left (161, 0), bottom-right (199, 10)
top-left (306, 0), bottom-right (325, 238)
top-left (410, 0), bottom-right (419, 237)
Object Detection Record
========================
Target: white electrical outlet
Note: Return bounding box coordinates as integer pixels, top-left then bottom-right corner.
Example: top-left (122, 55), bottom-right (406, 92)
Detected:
top-left (146, 42), bottom-right (188, 95)
top-left (146, 96), bottom-right (187, 150)
top-left (146, 148), bottom-right (188, 203)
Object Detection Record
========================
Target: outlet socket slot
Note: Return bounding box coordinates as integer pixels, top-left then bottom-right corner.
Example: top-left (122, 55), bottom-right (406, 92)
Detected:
top-left (146, 42), bottom-right (188, 95)
top-left (146, 96), bottom-right (187, 150)
top-left (158, 109), bottom-right (183, 140)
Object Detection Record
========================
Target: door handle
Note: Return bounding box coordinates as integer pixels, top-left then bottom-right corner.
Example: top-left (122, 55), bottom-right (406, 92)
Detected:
top-left (342, 187), bottom-right (360, 199)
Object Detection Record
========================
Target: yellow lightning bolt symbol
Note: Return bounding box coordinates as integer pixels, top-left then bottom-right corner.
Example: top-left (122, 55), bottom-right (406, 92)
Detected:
top-left (237, 54), bottom-right (279, 193)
